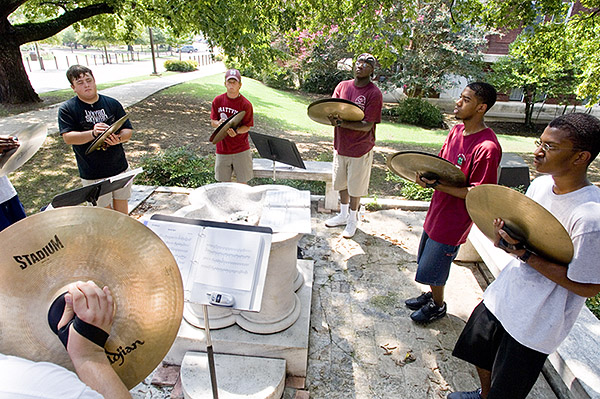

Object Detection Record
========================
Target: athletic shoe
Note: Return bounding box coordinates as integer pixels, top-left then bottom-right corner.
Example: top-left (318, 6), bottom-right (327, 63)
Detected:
top-left (405, 291), bottom-right (433, 310)
top-left (325, 213), bottom-right (348, 227)
top-left (410, 301), bottom-right (447, 323)
top-left (447, 388), bottom-right (482, 399)
top-left (342, 215), bottom-right (358, 238)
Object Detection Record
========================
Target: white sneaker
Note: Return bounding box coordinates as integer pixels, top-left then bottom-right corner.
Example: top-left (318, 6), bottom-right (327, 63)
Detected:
top-left (325, 213), bottom-right (348, 227)
top-left (342, 216), bottom-right (358, 238)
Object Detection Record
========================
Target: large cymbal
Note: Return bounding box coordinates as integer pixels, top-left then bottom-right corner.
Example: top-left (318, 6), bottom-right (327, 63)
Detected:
top-left (85, 114), bottom-right (130, 155)
top-left (210, 111), bottom-right (246, 144)
top-left (307, 98), bottom-right (365, 126)
top-left (0, 207), bottom-right (184, 389)
top-left (466, 184), bottom-right (573, 265)
top-left (0, 123), bottom-right (47, 176)
top-left (387, 151), bottom-right (466, 187)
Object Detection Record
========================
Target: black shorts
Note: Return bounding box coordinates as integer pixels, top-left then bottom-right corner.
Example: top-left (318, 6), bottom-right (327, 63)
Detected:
top-left (452, 302), bottom-right (548, 399)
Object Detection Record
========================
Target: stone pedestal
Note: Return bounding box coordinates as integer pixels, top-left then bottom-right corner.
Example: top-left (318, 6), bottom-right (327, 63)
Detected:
top-left (174, 183), bottom-right (305, 334)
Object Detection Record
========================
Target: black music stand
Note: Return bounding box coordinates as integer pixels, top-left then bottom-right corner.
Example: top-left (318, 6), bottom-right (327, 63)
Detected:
top-left (249, 131), bottom-right (305, 180)
top-left (50, 168), bottom-right (143, 208)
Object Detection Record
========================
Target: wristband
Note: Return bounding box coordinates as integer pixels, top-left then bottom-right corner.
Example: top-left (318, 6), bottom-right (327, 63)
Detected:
top-left (425, 181), bottom-right (439, 189)
top-left (92, 129), bottom-right (98, 139)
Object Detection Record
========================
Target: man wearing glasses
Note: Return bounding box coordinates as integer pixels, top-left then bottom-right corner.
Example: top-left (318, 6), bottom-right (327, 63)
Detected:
top-left (449, 113), bottom-right (600, 399)
top-left (325, 53), bottom-right (383, 238)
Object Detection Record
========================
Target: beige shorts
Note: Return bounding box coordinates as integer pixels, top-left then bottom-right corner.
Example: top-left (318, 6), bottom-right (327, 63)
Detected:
top-left (81, 170), bottom-right (133, 208)
top-left (333, 150), bottom-right (373, 197)
top-left (215, 150), bottom-right (254, 183)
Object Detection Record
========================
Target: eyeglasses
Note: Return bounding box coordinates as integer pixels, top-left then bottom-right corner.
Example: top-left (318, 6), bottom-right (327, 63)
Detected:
top-left (534, 139), bottom-right (581, 152)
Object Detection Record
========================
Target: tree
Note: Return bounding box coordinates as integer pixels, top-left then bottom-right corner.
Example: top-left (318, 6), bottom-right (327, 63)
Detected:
top-left (487, 25), bottom-right (580, 127)
top-left (381, 0), bottom-right (488, 98)
top-left (1, 0), bottom-right (119, 103)
top-left (454, 0), bottom-right (600, 105)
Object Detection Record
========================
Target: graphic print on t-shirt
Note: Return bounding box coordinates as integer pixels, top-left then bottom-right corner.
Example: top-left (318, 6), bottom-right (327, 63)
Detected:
top-left (85, 109), bottom-right (108, 125)
top-left (354, 95), bottom-right (367, 110)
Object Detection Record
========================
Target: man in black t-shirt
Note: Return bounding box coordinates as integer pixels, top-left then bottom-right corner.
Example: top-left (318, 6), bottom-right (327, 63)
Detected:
top-left (58, 65), bottom-right (133, 214)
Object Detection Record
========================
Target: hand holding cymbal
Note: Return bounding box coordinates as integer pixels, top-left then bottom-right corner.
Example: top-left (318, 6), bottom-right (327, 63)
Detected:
top-left (307, 98), bottom-right (365, 126)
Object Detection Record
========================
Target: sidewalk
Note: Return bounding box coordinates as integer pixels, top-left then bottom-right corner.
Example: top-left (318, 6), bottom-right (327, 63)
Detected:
top-left (0, 62), bottom-right (225, 135)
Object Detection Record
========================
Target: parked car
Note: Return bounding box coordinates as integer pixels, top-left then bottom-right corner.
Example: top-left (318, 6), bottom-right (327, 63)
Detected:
top-left (178, 45), bottom-right (197, 53)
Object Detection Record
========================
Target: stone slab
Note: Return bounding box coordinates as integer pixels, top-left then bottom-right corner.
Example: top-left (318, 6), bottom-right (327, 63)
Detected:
top-left (181, 352), bottom-right (286, 399)
top-left (164, 259), bottom-right (314, 377)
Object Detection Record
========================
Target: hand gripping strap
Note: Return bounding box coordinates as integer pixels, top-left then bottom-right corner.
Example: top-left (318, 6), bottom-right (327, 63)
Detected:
top-left (72, 316), bottom-right (109, 348)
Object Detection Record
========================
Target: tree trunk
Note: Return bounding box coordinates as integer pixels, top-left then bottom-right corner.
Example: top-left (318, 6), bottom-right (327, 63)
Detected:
top-left (523, 88), bottom-right (536, 128)
top-left (0, 42), bottom-right (40, 104)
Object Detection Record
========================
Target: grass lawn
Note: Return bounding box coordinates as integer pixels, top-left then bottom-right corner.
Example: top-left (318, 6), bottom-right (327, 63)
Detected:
top-left (163, 73), bottom-right (537, 153)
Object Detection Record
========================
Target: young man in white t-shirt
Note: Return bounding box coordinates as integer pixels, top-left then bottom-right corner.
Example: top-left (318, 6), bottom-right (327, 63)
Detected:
top-left (449, 113), bottom-right (600, 399)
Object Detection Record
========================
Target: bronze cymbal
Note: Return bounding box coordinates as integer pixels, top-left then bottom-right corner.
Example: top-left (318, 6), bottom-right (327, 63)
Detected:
top-left (387, 151), bottom-right (466, 187)
top-left (307, 98), bottom-right (365, 126)
top-left (0, 207), bottom-right (184, 389)
top-left (85, 114), bottom-right (130, 155)
top-left (0, 123), bottom-right (47, 176)
top-left (466, 184), bottom-right (573, 265)
top-left (210, 111), bottom-right (246, 144)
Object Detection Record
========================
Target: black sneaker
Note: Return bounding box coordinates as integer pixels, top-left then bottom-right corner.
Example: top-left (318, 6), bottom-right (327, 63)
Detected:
top-left (405, 291), bottom-right (433, 310)
top-left (447, 388), bottom-right (482, 399)
top-left (410, 301), bottom-right (447, 323)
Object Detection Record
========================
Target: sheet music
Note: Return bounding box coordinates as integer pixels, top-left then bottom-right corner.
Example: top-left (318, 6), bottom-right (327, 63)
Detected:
top-left (192, 227), bottom-right (263, 292)
top-left (259, 190), bottom-right (311, 233)
top-left (144, 216), bottom-right (272, 311)
top-left (144, 219), bottom-right (200, 285)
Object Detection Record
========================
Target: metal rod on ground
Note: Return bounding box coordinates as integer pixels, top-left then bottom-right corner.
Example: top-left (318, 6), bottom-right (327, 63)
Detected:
top-left (203, 304), bottom-right (219, 399)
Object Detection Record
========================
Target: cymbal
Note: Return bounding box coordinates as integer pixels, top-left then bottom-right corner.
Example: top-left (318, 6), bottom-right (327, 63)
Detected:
top-left (85, 114), bottom-right (130, 155)
top-left (0, 123), bottom-right (47, 176)
top-left (387, 151), bottom-right (466, 187)
top-left (210, 111), bottom-right (246, 144)
top-left (0, 207), bottom-right (184, 389)
top-left (466, 184), bottom-right (573, 265)
top-left (307, 98), bottom-right (365, 126)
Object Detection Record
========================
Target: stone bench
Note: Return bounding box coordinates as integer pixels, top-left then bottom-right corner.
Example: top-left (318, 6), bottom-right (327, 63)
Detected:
top-left (252, 158), bottom-right (337, 210)
top-left (465, 226), bottom-right (600, 399)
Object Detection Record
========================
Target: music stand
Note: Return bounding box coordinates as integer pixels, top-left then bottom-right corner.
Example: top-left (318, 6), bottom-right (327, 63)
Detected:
top-left (50, 168), bottom-right (143, 208)
top-left (249, 131), bottom-right (305, 180)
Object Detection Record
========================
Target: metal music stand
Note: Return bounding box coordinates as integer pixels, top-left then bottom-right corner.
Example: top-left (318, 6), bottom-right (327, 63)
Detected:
top-left (50, 168), bottom-right (143, 208)
top-left (249, 131), bottom-right (306, 180)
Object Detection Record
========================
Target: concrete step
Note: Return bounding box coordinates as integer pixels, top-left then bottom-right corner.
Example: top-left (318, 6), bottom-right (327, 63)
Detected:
top-left (180, 352), bottom-right (286, 399)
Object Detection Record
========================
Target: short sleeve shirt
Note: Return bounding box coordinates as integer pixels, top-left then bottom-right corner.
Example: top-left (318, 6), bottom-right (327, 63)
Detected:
top-left (58, 95), bottom-right (132, 180)
top-left (423, 124), bottom-right (502, 246)
top-left (332, 80), bottom-right (383, 157)
top-left (483, 175), bottom-right (600, 354)
top-left (210, 93), bottom-right (254, 155)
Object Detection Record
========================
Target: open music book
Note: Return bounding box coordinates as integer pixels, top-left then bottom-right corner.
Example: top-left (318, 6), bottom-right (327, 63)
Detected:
top-left (145, 214), bottom-right (272, 312)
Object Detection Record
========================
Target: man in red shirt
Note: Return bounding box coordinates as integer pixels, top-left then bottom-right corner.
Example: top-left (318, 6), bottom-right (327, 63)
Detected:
top-left (325, 53), bottom-right (383, 238)
top-left (210, 69), bottom-right (254, 183)
top-left (405, 82), bottom-right (502, 323)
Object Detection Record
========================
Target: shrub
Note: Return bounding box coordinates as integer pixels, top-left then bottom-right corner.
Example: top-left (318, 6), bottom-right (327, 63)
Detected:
top-left (385, 170), bottom-right (434, 201)
top-left (387, 98), bottom-right (444, 129)
top-left (300, 69), bottom-right (353, 94)
top-left (136, 147), bottom-right (216, 187)
top-left (164, 60), bottom-right (198, 72)
top-left (262, 66), bottom-right (297, 90)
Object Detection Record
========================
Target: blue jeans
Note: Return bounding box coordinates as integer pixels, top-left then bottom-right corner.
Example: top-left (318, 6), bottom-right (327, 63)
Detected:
top-left (415, 232), bottom-right (459, 286)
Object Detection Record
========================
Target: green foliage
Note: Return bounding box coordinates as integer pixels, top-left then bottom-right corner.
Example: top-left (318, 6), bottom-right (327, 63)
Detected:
top-left (385, 170), bottom-right (433, 201)
top-left (300, 69), bottom-right (353, 94)
top-left (586, 294), bottom-right (600, 320)
top-left (226, 59), bottom-right (296, 90)
top-left (384, 98), bottom-right (444, 129)
top-left (378, 1), bottom-right (488, 97)
top-left (164, 60), bottom-right (198, 72)
top-left (136, 147), bottom-right (216, 188)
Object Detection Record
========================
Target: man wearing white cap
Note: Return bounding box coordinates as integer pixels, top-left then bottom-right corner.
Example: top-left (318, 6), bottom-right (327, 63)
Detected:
top-left (326, 53), bottom-right (383, 238)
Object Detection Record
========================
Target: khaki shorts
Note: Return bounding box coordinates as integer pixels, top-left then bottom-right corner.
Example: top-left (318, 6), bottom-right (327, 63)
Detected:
top-left (81, 170), bottom-right (133, 208)
top-left (215, 150), bottom-right (254, 183)
top-left (333, 150), bottom-right (373, 197)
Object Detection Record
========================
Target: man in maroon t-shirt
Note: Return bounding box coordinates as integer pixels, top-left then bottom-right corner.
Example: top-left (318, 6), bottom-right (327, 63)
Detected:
top-left (210, 69), bottom-right (254, 183)
top-left (405, 82), bottom-right (502, 324)
top-left (325, 53), bottom-right (383, 238)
